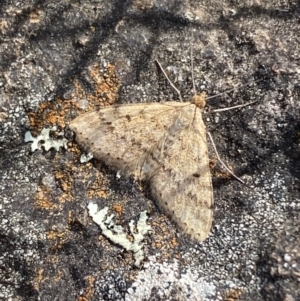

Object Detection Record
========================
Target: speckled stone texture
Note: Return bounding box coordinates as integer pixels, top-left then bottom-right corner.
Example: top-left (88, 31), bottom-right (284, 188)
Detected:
top-left (1, 1), bottom-right (300, 300)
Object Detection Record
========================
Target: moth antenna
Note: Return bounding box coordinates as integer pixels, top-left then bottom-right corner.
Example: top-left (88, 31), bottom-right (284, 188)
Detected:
top-left (190, 30), bottom-right (196, 96)
top-left (190, 32), bottom-right (261, 104)
top-left (155, 59), bottom-right (183, 102)
top-left (210, 100), bottom-right (257, 113)
top-left (207, 132), bottom-right (245, 184)
top-left (206, 79), bottom-right (263, 102)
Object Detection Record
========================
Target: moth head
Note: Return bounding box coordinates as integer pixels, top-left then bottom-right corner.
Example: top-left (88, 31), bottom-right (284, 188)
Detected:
top-left (191, 92), bottom-right (206, 110)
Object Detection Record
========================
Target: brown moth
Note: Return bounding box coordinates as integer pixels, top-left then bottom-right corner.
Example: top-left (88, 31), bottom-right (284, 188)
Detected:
top-left (69, 92), bottom-right (213, 242)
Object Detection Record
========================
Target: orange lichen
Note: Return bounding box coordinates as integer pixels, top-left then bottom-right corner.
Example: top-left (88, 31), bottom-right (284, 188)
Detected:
top-left (27, 63), bottom-right (120, 135)
top-left (33, 268), bottom-right (45, 291)
top-left (209, 159), bottom-right (217, 169)
top-left (155, 242), bottom-right (162, 249)
top-left (54, 169), bottom-right (73, 200)
top-left (87, 174), bottom-right (109, 199)
top-left (54, 270), bottom-right (64, 282)
top-left (148, 216), bottom-right (179, 260)
top-left (34, 186), bottom-right (56, 210)
top-left (224, 288), bottom-right (243, 301)
top-left (210, 159), bottom-right (233, 180)
top-left (29, 9), bottom-right (43, 23)
top-left (46, 230), bottom-right (68, 251)
top-left (112, 204), bottom-right (123, 214)
top-left (214, 170), bottom-right (232, 180)
top-left (27, 63), bottom-right (118, 212)
top-left (170, 237), bottom-right (178, 247)
top-left (77, 276), bottom-right (95, 301)
top-left (87, 63), bottom-right (120, 109)
top-left (27, 99), bottom-right (79, 135)
top-left (0, 20), bottom-right (8, 34)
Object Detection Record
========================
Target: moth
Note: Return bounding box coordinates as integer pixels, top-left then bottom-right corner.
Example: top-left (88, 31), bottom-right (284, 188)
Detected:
top-left (69, 92), bottom-right (213, 242)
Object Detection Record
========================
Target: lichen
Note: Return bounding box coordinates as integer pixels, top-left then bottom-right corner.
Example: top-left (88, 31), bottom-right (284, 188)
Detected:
top-left (88, 203), bottom-right (152, 267)
top-left (80, 152), bottom-right (93, 163)
top-left (25, 126), bottom-right (68, 152)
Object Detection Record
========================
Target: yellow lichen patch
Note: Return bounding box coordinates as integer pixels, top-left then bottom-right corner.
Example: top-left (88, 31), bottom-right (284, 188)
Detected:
top-left (68, 142), bottom-right (82, 156)
top-left (46, 230), bottom-right (66, 241)
top-left (71, 63), bottom-right (120, 113)
top-left (29, 158), bottom-right (106, 209)
top-left (47, 159), bottom-right (109, 204)
top-left (78, 276), bottom-right (95, 301)
top-left (73, 79), bottom-right (87, 100)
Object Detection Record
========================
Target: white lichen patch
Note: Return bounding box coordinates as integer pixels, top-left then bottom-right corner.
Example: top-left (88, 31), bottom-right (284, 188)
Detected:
top-left (80, 152), bottom-right (93, 163)
top-left (125, 255), bottom-right (217, 301)
top-left (25, 126), bottom-right (68, 152)
top-left (88, 203), bottom-right (152, 267)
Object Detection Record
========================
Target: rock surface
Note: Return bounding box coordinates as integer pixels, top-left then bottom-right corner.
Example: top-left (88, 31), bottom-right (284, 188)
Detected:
top-left (1, 1), bottom-right (300, 300)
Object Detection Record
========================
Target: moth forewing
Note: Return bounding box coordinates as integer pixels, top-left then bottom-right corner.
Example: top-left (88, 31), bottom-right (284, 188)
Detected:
top-left (69, 96), bottom-right (214, 241)
top-left (70, 102), bottom-right (187, 173)
top-left (146, 103), bottom-right (213, 241)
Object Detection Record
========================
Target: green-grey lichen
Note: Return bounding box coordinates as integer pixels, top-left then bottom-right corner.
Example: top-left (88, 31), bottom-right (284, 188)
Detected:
top-left (25, 126), bottom-right (68, 152)
top-left (88, 203), bottom-right (152, 267)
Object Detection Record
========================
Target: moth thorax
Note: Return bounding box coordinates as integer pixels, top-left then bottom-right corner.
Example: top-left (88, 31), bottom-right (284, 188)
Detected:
top-left (191, 92), bottom-right (206, 110)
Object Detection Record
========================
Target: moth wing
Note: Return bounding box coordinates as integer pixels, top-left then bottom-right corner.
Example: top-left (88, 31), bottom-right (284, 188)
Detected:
top-left (146, 104), bottom-right (213, 241)
top-left (69, 102), bottom-right (186, 173)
